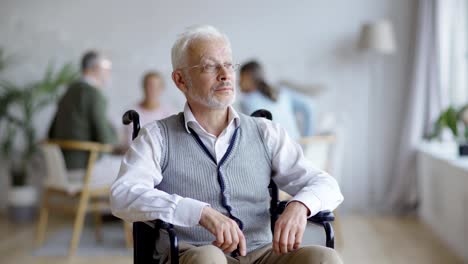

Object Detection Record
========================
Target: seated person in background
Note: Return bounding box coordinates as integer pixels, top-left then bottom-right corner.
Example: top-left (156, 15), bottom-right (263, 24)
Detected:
top-left (239, 61), bottom-right (317, 140)
top-left (123, 71), bottom-right (176, 146)
top-left (48, 50), bottom-right (124, 187)
top-left (111, 25), bottom-right (343, 264)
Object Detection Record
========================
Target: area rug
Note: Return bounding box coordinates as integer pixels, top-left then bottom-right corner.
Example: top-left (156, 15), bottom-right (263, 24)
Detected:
top-left (33, 223), bottom-right (132, 256)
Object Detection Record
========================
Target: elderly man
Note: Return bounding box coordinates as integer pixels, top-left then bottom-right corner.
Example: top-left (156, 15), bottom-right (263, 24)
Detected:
top-left (111, 25), bottom-right (344, 264)
top-left (49, 50), bottom-right (124, 186)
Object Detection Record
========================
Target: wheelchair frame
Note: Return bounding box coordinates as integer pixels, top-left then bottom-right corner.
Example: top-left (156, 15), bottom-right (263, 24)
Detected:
top-left (122, 109), bottom-right (335, 264)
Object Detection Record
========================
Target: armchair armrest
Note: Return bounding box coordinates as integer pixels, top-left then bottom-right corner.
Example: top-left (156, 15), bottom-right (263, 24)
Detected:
top-left (44, 139), bottom-right (113, 153)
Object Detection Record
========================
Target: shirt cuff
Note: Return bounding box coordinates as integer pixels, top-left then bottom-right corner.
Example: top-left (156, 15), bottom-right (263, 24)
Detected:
top-left (172, 197), bottom-right (210, 227)
top-left (289, 192), bottom-right (322, 218)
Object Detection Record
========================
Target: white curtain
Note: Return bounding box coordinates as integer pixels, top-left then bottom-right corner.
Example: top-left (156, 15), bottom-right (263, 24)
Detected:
top-left (385, 0), bottom-right (448, 212)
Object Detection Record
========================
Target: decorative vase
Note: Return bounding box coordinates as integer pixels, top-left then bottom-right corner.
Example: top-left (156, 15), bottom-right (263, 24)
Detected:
top-left (7, 185), bottom-right (38, 223)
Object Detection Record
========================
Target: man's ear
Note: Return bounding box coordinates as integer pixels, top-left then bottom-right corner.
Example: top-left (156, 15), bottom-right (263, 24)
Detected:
top-left (172, 70), bottom-right (188, 94)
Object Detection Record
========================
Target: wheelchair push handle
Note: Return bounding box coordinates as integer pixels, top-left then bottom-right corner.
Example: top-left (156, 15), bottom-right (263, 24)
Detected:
top-left (251, 109), bottom-right (273, 121)
top-left (122, 110), bottom-right (141, 140)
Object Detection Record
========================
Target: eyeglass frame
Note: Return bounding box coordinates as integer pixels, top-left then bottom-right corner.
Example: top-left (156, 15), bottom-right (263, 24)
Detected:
top-left (177, 62), bottom-right (240, 74)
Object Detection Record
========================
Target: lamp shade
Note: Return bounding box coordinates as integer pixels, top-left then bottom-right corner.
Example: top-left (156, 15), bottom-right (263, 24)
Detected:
top-left (359, 20), bottom-right (396, 54)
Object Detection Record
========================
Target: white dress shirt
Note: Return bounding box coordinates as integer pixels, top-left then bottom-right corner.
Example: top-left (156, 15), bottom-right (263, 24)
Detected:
top-left (110, 103), bottom-right (343, 227)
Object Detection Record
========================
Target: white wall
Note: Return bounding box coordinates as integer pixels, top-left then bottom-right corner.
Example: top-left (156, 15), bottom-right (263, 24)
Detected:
top-left (0, 0), bottom-right (417, 213)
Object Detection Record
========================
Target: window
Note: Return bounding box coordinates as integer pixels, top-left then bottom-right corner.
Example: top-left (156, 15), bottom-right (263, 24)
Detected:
top-left (438, 0), bottom-right (468, 107)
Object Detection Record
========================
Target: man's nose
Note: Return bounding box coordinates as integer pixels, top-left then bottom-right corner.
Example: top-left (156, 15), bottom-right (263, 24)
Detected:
top-left (217, 65), bottom-right (232, 82)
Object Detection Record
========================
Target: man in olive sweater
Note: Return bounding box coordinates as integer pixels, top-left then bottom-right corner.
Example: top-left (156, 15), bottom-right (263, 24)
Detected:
top-left (48, 50), bottom-right (123, 186)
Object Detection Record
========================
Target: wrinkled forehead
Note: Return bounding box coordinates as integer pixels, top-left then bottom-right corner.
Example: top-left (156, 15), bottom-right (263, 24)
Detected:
top-left (187, 37), bottom-right (232, 63)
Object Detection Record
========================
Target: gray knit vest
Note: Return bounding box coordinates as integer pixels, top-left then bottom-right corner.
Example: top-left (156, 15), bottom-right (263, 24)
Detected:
top-left (154, 112), bottom-right (273, 257)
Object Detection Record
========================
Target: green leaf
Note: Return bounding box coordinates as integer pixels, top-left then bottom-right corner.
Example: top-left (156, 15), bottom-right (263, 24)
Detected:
top-left (430, 106), bottom-right (460, 139)
top-left (0, 48), bottom-right (8, 73)
top-left (34, 63), bottom-right (78, 96)
top-left (1, 122), bottom-right (16, 156)
top-left (445, 107), bottom-right (458, 137)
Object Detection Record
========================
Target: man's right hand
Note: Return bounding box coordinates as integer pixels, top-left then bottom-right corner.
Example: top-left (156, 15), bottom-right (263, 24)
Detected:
top-left (199, 206), bottom-right (246, 256)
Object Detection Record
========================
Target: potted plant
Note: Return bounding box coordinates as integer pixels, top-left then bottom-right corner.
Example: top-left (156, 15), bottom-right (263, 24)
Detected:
top-left (0, 49), bottom-right (78, 222)
top-left (430, 105), bottom-right (468, 156)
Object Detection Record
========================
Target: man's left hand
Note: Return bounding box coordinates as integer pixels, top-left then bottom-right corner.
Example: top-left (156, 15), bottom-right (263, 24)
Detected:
top-left (273, 201), bottom-right (309, 255)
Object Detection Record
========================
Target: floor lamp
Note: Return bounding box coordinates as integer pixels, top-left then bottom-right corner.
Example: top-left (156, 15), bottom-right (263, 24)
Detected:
top-left (358, 20), bottom-right (396, 210)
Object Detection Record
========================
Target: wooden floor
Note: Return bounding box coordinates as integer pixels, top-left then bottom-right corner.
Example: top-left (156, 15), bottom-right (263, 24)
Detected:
top-left (339, 215), bottom-right (463, 264)
top-left (0, 214), bottom-right (463, 264)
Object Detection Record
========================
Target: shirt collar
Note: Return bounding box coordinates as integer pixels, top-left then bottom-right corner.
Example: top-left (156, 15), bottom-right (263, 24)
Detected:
top-left (183, 103), bottom-right (240, 134)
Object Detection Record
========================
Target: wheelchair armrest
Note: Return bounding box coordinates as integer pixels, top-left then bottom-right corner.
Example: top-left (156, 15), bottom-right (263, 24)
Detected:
top-left (154, 220), bottom-right (179, 264)
top-left (155, 219), bottom-right (174, 230)
top-left (133, 220), bottom-right (179, 264)
top-left (275, 200), bottom-right (336, 248)
top-left (276, 201), bottom-right (335, 223)
top-left (308, 210), bottom-right (335, 223)
top-left (276, 201), bottom-right (288, 214)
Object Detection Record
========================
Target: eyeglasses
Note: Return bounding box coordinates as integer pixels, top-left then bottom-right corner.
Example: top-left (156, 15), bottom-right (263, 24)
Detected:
top-left (179, 62), bottom-right (240, 74)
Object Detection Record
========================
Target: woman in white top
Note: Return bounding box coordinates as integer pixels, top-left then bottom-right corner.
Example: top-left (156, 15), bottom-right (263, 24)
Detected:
top-left (124, 71), bottom-right (176, 145)
top-left (239, 61), bottom-right (315, 141)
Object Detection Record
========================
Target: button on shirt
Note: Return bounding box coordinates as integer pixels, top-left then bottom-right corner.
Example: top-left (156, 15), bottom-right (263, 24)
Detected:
top-left (110, 103), bottom-right (343, 227)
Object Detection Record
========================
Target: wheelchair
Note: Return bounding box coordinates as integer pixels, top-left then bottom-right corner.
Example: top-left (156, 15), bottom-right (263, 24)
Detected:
top-left (122, 109), bottom-right (336, 264)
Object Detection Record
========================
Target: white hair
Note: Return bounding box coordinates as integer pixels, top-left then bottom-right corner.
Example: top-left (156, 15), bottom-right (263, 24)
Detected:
top-left (171, 25), bottom-right (232, 70)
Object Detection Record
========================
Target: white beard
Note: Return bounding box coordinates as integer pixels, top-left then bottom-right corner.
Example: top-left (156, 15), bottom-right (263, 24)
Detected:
top-left (185, 75), bottom-right (235, 109)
